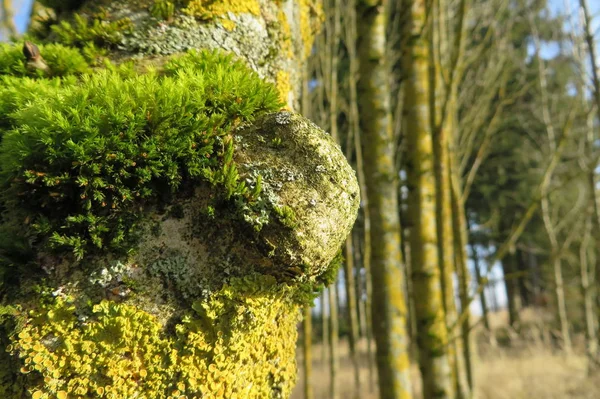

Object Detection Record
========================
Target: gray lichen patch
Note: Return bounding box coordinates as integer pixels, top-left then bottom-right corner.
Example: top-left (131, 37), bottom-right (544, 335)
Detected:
top-left (73, 0), bottom-right (298, 106)
top-left (234, 112), bottom-right (360, 278)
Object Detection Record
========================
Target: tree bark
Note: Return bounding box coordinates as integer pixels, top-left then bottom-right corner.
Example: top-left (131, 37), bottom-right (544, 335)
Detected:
top-left (402, 0), bottom-right (454, 397)
top-left (0, 1), bottom-right (361, 397)
top-left (580, 216), bottom-right (600, 373)
top-left (329, 284), bottom-right (340, 399)
top-left (357, 0), bottom-right (414, 397)
top-left (502, 253), bottom-right (522, 328)
top-left (0, 0), bottom-right (17, 37)
top-left (345, 236), bottom-right (362, 397)
top-left (303, 306), bottom-right (314, 399)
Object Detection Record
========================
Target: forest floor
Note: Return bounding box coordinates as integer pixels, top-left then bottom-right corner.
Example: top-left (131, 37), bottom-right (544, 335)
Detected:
top-left (291, 309), bottom-right (600, 399)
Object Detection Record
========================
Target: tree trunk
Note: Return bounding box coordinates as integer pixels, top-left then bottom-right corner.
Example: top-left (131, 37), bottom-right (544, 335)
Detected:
top-left (329, 284), bottom-right (340, 399)
top-left (431, 35), bottom-right (469, 398)
top-left (345, 236), bottom-right (362, 397)
top-left (403, 0), bottom-right (454, 397)
top-left (322, 290), bottom-right (330, 364)
top-left (449, 155), bottom-right (475, 394)
top-left (541, 196), bottom-right (572, 354)
top-left (553, 255), bottom-right (572, 354)
top-left (0, 2), bottom-right (362, 398)
top-left (303, 306), bottom-right (314, 399)
top-left (502, 253), bottom-right (522, 328)
top-left (357, 0), bottom-right (414, 397)
top-left (472, 245), bottom-right (490, 331)
top-left (580, 216), bottom-right (599, 373)
top-left (516, 249), bottom-right (531, 308)
top-left (0, 0), bottom-right (17, 37)
top-left (344, 0), bottom-right (376, 387)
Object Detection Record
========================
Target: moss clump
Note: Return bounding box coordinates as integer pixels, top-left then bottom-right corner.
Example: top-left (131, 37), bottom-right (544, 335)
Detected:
top-left (0, 48), bottom-right (282, 264)
top-left (273, 205), bottom-right (297, 229)
top-left (150, 0), bottom-right (176, 21)
top-left (7, 275), bottom-right (299, 399)
top-left (50, 13), bottom-right (133, 49)
top-left (0, 42), bottom-right (90, 77)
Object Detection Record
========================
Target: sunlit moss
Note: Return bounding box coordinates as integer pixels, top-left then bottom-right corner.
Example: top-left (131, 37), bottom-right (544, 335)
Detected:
top-left (0, 47), bottom-right (282, 262)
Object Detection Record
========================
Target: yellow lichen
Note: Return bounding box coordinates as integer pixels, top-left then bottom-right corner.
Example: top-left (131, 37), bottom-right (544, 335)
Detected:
top-left (277, 9), bottom-right (294, 59)
top-left (220, 18), bottom-right (236, 31)
top-left (183, 0), bottom-right (261, 20)
top-left (299, 0), bottom-right (324, 58)
top-left (183, 0), bottom-right (261, 37)
top-left (276, 70), bottom-right (292, 106)
top-left (10, 276), bottom-right (300, 398)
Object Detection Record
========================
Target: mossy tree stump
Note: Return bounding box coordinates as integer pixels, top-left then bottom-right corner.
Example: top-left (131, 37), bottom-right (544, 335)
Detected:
top-left (0, 1), bottom-right (358, 398)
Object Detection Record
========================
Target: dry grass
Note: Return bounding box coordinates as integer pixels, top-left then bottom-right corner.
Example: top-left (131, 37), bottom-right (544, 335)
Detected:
top-left (476, 346), bottom-right (599, 399)
top-left (292, 310), bottom-right (600, 399)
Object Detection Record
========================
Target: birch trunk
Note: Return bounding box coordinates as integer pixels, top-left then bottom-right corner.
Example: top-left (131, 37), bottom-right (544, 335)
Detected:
top-left (402, 0), bottom-right (454, 397)
top-left (357, 0), bottom-right (414, 397)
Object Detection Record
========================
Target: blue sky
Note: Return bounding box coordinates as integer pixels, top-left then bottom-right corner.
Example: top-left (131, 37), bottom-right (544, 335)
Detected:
top-left (10, 0), bottom-right (33, 33)
top-left (4, 0), bottom-right (600, 36)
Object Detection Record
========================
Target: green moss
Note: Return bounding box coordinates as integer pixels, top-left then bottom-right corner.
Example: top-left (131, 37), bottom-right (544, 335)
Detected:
top-left (150, 0), bottom-right (176, 21)
top-left (316, 250), bottom-right (343, 287)
top-left (0, 42), bottom-right (90, 77)
top-left (5, 275), bottom-right (299, 398)
top-left (0, 48), bottom-right (282, 264)
top-left (273, 205), bottom-right (297, 229)
top-left (50, 13), bottom-right (133, 49)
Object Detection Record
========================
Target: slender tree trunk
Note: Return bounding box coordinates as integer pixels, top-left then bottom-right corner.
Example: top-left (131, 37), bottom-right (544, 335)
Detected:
top-left (580, 216), bottom-right (599, 373)
top-left (579, 3), bottom-right (600, 315)
top-left (345, 236), bottom-right (362, 397)
top-left (471, 242), bottom-right (490, 331)
top-left (322, 290), bottom-right (330, 365)
top-left (357, 0), bottom-right (414, 397)
top-left (0, 0), bottom-right (17, 37)
top-left (329, 284), bottom-right (340, 399)
top-left (403, 0), bottom-right (454, 397)
top-left (354, 229), bottom-right (368, 339)
top-left (402, 217), bottom-right (420, 359)
top-left (541, 196), bottom-right (572, 354)
top-left (516, 250), bottom-right (531, 308)
top-left (344, 0), bottom-right (376, 387)
top-left (303, 306), bottom-right (314, 399)
top-left (449, 160), bottom-right (475, 393)
top-left (553, 255), bottom-right (572, 354)
top-left (579, 0), bottom-right (600, 116)
top-left (501, 253), bottom-right (521, 328)
top-left (588, 170), bottom-right (600, 313)
top-left (431, 34), bottom-right (469, 399)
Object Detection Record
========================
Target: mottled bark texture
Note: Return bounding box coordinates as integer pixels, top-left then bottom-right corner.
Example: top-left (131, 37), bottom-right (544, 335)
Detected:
top-left (402, 0), bottom-right (454, 397)
top-left (0, 1), bottom-right (360, 398)
top-left (357, 1), bottom-right (413, 398)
